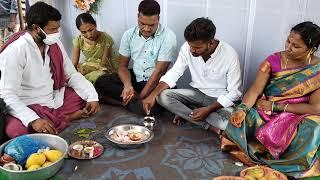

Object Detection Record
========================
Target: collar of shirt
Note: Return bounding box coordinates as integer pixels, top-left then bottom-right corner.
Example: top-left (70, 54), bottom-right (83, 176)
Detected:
top-left (208, 40), bottom-right (222, 62)
top-left (23, 32), bottom-right (51, 55)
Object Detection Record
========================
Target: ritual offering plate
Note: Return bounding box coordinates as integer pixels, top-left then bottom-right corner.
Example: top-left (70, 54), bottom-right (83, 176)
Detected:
top-left (240, 166), bottom-right (287, 180)
top-left (68, 140), bottom-right (104, 159)
top-left (105, 124), bottom-right (154, 148)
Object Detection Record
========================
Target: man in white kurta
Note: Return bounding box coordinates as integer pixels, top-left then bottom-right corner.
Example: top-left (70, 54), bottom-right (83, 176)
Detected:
top-left (142, 18), bottom-right (242, 132)
top-left (0, 2), bottom-right (99, 138)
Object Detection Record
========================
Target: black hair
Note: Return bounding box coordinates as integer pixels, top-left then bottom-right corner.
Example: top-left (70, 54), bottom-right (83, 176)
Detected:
top-left (26, 2), bottom-right (61, 30)
top-left (184, 17), bottom-right (216, 42)
top-left (75, 13), bottom-right (97, 30)
top-left (138, 0), bottom-right (160, 16)
top-left (291, 21), bottom-right (320, 49)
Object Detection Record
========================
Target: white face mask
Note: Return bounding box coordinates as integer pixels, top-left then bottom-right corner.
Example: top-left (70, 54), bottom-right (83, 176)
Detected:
top-left (39, 27), bottom-right (61, 45)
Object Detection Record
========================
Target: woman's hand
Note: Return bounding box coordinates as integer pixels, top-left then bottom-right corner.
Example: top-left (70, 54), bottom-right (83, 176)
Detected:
top-left (230, 109), bottom-right (246, 128)
top-left (256, 99), bottom-right (273, 111)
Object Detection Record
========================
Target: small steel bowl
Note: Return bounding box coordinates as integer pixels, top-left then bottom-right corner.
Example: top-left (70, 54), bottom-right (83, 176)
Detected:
top-left (105, 124), bottom-right (154, 148)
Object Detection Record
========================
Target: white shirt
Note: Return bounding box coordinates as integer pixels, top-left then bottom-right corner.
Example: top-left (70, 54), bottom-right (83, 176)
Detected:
top-left (0, 33), bottom-right (98, 127)
top-left (160, 41), bottom-right (242, 108)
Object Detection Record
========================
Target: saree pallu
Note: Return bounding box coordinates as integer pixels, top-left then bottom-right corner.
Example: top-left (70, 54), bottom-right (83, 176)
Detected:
top-left (225, 52), bottom-right (320, 178)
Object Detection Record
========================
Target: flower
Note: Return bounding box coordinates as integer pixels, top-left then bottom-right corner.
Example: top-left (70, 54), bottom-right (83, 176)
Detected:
top-left (85, 0), bottom-right (95, 4)
top-left (74, 0), bottom-right (101, 14)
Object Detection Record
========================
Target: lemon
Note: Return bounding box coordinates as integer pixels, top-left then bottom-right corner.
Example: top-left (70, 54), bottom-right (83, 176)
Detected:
top-left (27, 164), bottom-right (41, 171)
top-left (43, 150), bottom-right (62, 162)
top-left (42, 161), bottom-right (53, 167)
top-left (246, 168), bottom-right (264, 178)
top-left (25, 153), bottom-right (46, 169)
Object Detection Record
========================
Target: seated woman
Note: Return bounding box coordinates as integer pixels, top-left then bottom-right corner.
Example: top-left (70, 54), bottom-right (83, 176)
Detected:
top-left (224, 21), bottom-right (320, 178)
top-left (73, 13), bottom-right (119, 84)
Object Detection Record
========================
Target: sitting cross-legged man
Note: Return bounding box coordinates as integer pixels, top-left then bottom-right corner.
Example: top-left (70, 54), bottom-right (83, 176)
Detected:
top-left (94, 0), bottom-right (177, 115)
top-left (0, 2), bottom-right (99, 139)
top-left (142, 18), bottom-right (242, 134)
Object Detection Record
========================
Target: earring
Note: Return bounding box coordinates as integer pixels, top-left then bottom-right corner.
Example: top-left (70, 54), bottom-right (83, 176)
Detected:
top-left (307, 49), bottom-right (313, 65)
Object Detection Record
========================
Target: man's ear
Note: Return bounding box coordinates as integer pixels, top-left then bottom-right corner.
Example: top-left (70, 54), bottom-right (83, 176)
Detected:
top-left (31, 24), bottom-right (38, 31)
top-left (208, 39), bottom-right (215, 46)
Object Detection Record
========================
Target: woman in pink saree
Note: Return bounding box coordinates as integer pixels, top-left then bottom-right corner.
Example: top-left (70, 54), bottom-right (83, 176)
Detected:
top-left (224, 21), bottom-right (320, 178)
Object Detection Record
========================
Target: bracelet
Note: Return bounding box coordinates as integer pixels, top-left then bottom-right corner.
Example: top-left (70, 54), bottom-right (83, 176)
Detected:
top-left (273, 102), bottom-right (281, 112)
top-left (283, 104), bottom-right (289, 112)
top-left (237, 103), bottom-right (250, 113)
top-left (271, 102), bottom-right (275, 113)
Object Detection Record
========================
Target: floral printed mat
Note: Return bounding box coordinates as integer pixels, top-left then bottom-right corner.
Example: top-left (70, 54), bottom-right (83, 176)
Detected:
top-left (55, 105), bottom-right (244, 180)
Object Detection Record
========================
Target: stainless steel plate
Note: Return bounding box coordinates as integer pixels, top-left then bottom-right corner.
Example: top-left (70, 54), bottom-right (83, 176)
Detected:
top-left (105, 124), bottom-right (154, 148)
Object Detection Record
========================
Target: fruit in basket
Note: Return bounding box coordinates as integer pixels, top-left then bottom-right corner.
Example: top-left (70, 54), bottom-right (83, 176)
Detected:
top-left (25, 153), bottom-right (46, 169)
top-left (43, 150), bottom-right (62, 162)
top-left (243, 175), bottom-right (255, 180)
top-left (27, 164), bottom-right (41, 171)
top-left (42, 161), bottom-right (53, 167)
top-left (245, 168), bottom-right (264, 178)
top-left (266, 172), bottom-right (278, 180)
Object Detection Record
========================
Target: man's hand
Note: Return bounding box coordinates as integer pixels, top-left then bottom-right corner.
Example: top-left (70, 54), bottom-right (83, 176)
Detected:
top-left (83, 101), bottom-right (100, 116)
top-left (7, 21), bottom-right (15, 32)
top-left (189, 107), bottom-right (211, 121)
top-left (142, 95), bottom-right (156, 115)
top-left (31, 118), bottom-right (57, 134)
top-left (121, 86), bottom-right (136, 105)
top-left (230, 109), bottom-right (246, 128)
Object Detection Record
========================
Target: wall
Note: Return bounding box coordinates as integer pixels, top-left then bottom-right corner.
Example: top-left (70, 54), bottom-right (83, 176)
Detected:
top-left (53, 0), bottom-right (320, 90)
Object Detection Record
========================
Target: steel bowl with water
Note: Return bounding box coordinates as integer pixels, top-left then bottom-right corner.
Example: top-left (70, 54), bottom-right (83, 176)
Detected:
top-left (0, 134), bottom-right (68, 180)
top-left (105, 124), bottom-right (154, 148)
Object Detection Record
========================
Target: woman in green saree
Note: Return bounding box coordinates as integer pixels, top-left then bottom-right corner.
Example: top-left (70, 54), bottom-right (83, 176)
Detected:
top-left (73, 13), bottom-right (119, 84)
top-left (225, 22), bottom-right (320, 178)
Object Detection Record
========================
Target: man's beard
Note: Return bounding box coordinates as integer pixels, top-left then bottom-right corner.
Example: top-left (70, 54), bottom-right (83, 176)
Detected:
top-left (191, 47), bottom-right (209, 57)
top-left (34, 32), bottom-right (45, 44)
top-left (191, 52), bottom-right (200, 57)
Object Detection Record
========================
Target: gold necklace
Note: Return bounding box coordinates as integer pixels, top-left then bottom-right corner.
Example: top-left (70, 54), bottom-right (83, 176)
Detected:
top-left (284, 58), bottom-right (288, 69)
top-left (284, 56), bottom-right (311, 69)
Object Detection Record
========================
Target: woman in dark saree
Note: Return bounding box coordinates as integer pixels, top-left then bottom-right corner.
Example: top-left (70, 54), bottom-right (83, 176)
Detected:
top-left (224, 22), bottom-right (320, 178)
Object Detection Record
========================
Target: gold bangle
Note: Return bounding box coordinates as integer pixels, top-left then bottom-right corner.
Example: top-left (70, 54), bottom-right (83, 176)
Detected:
top-left (271, 102), bottom-right (275, 113)
top-left (283, 104), bottom-right (289, 112)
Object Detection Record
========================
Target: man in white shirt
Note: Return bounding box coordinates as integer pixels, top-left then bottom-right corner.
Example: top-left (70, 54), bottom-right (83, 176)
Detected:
top-left (142, 18), bottom-right (242, 132)
top-left (0, 2), bottom-right (99, 138)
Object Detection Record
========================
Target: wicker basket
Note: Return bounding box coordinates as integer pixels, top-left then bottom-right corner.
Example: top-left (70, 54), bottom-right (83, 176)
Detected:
top-left (213, 176), bottom-right (245, 180)
top-left (240, 166), bottom-right (287, 180)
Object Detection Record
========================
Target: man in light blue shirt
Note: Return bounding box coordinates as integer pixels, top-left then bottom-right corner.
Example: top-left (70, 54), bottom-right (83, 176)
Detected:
top-left (95, 0), bottom-right (177, 115)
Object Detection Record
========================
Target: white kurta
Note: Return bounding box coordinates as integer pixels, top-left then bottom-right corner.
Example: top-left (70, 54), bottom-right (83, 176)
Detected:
top-left (0, 33), bottom-right (98, 127)
top-left (160, 41), bottom-right (242, 108)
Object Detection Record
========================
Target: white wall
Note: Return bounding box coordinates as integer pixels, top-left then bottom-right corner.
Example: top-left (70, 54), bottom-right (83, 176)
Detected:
top-left (53, 0), bottom-right (320, 90)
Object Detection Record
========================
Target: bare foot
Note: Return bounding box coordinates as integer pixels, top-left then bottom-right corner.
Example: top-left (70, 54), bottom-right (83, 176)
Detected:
top-left (172, 115), bottom-right (186, 126)
top-left (66, 110), bottom-right (89, 122)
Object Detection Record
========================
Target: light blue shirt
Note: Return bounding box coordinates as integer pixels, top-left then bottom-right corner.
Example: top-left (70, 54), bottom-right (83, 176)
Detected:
top-left (119, 24), bottom-right (177, 82)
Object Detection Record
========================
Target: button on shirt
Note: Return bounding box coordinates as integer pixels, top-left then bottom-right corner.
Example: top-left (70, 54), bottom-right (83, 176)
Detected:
top-left (119, 24), bottom-right (177, 82)
top-left (0, 33), bottom-right (99, 127)
top-left (160, 41), bottom-right (242, 108)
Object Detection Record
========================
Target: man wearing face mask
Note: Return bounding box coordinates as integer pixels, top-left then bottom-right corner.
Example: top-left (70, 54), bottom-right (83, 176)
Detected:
top-left (95, 0), bottom-right (177, 115)
top-left (142, 18), bottom-right (242, 133)
top-left (0, 2), bottom-right (100, 139)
